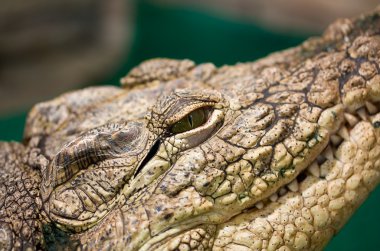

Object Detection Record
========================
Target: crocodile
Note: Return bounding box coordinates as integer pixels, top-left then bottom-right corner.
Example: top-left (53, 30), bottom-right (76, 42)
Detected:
top-left (1, 7), bottom-right (380, 251)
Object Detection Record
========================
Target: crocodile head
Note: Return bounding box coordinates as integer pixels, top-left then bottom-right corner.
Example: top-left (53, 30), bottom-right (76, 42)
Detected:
top-left (2, 7), bottom-right (380, 251)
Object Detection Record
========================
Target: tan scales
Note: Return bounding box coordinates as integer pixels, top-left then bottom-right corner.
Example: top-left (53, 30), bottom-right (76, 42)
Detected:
top-left (1, 7), bottom-right (380, 251)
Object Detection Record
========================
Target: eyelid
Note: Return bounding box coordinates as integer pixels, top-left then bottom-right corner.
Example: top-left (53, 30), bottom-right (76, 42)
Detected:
top-left (164, 102), bottom-right (215, 126)
top-left (173, 109), bottom-right (224, 148)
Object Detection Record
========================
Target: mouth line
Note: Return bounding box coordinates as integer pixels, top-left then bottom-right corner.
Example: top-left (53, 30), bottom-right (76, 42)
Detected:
top-left (140, 165), bottom-right (322, 250)
top-left (241, 100), bottom-right (380, 211)
top-left (243, 159), bottom-right (321, 213)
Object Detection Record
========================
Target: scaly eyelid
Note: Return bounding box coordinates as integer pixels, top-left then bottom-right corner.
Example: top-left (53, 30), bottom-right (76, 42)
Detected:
top-left (173, 109), bottom-right (224, 141)
top-left (164, 102), bottom-right (215, 126)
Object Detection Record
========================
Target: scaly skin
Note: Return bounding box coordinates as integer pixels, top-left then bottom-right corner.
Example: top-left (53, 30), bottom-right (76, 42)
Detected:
top-left (1, 7), bottom-right (380, 251)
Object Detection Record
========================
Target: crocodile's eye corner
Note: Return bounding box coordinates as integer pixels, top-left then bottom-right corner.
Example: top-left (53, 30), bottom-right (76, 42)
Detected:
top-left (170, 107), bottom-right (211, 134)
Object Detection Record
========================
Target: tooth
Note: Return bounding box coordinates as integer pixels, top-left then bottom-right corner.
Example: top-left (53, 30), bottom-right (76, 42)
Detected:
top-left (357, 108), bottom-right (368, 121)
top-left (320, 163), bottom-right (329, 178)
top-left (279, 187), bottom-right (287, 196)
top-left (331, 134), bottom-right (343, 146)
top-left (344, 113), bottom-right (359, 127)
top-left (287, 180), bottom-right (299, 192)
top-left (255, 201), bottom-right (264, 209)
top-left (365, 101), bottom-right (378, 114)
top-left (323, 146), bottom-right (334, 160)
top-left (338, 126), bottom-right (350, 141)
top-left (308, 162), bottom-right (320, 177)
top-left (316, 155), bottom-right (327, 165)
top-left (269, 193), bottom-right (278, 202)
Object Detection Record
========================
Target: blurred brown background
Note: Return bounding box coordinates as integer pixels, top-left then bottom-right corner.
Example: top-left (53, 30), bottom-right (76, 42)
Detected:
top-left (0, 0), bottom-right (378, 116)
top-left (0, 0), bottom-right (132, 115)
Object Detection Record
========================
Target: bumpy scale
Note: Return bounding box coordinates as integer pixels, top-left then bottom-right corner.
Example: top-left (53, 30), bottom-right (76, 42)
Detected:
top-left (1, 7), bottom-right (380, 251)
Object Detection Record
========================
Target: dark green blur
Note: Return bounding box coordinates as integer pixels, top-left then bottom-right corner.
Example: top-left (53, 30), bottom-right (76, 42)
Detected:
top-left (0, 1), bottom-right (378, 250)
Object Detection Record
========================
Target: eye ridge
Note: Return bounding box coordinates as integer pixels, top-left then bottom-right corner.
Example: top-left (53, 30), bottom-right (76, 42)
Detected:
top-left (170, 107), bottom-right (210, 134)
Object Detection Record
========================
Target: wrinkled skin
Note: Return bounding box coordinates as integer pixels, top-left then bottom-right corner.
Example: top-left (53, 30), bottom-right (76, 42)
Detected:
top-left (1, 8), bottom-right (380, 251)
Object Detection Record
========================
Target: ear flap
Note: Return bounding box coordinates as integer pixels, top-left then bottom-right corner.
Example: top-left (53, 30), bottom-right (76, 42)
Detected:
top-left (120, 58), bottom-right (195, 87)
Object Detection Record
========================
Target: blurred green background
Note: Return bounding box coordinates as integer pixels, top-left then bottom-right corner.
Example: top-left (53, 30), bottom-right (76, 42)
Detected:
top-left (0, 1), bottom-right (379, 250)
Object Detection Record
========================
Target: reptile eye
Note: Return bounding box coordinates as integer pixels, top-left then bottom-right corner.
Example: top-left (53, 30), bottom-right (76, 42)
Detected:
top-left (170, 107), bottom-right (210, 134)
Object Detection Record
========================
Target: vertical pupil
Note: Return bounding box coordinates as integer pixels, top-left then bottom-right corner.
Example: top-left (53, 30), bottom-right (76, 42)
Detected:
top-left (170, 107), bottom-right (209, 134)
top-left (188, 113), bottom-right (193, 127)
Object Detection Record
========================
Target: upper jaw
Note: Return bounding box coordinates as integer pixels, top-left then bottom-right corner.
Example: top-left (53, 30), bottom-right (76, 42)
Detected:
top-left (42, 96), bottom-right (380, 250)
top-left (145, 103), bottom-right (380, 251)
top-left (118, 103), bottom-right (380, 250)
top-left (45, 90), bottom-right (380, 249)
